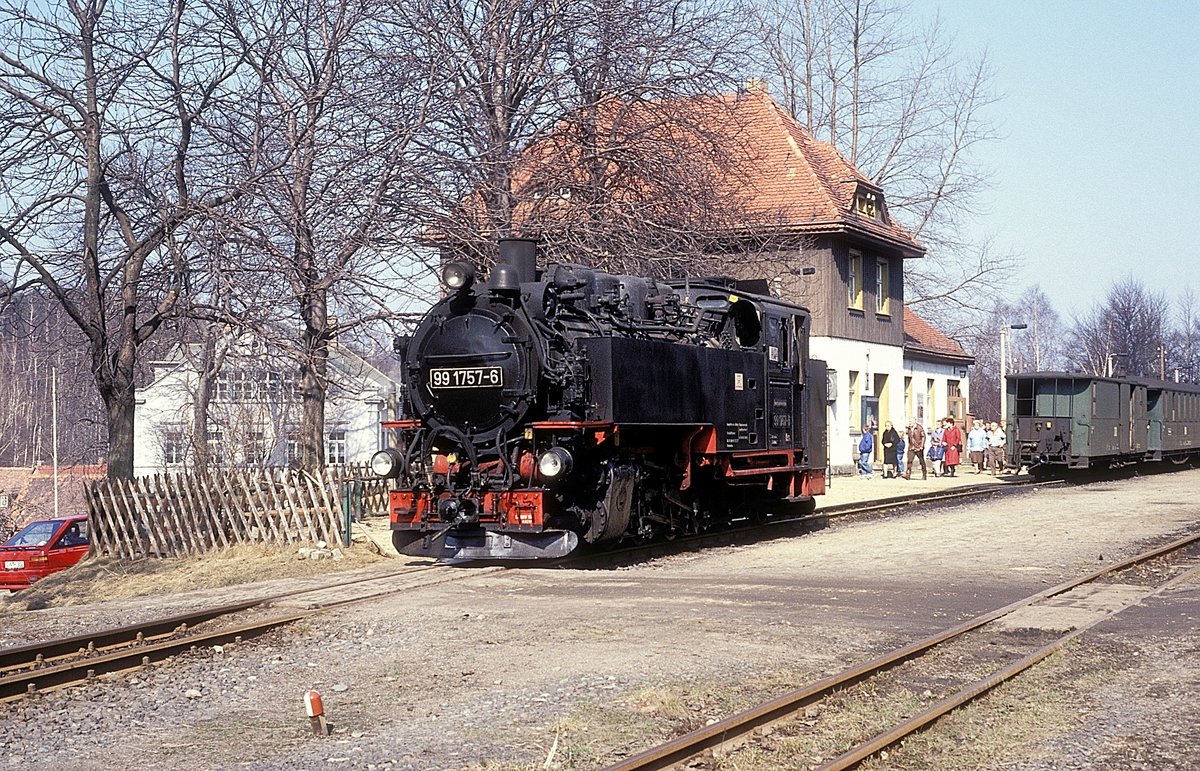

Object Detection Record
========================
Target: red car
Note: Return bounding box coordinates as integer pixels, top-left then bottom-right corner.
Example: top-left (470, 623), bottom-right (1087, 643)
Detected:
top-left (1, 515), bottom-right (89, 591)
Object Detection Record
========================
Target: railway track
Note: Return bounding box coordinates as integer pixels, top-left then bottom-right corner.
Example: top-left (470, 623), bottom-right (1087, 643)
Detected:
top-left (0, 477), bottom-right (1056, 704)
top-left (0, 562), bottom-right (499, 702)
top-left (602, 529), bottom-right (1200, 771)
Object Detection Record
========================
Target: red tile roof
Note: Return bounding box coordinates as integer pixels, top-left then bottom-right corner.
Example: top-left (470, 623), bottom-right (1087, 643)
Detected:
top-left (0, 465), bottom-right (105, 529)
top-left (711, 89), bottom-right (923, 255)
top-left (507, 88), bottom-right (925, 257)
top-left (903, 308), bottom-right (973, 363)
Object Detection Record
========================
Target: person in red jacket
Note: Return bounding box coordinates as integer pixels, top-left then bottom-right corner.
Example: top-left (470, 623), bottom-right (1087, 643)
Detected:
top-left (941, 417), bottom-right (963, 477)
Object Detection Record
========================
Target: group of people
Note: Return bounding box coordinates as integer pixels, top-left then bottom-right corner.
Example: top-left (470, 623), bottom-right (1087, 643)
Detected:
top-left (858, 418), bottom-right (1007, 480)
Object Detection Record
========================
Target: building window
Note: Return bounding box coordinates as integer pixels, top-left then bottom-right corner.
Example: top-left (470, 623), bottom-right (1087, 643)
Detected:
top-left (286, 430), bottom-right (301, 466)
top-left (231, 370), bottom-right (255, 402)
top-left (215, 373), bottom-right (230, 402)
top-left (209, 430), bottom-right (225, 466)
top-left (327, 429), bottom-right (347, 465)
top-left (875, 259), bottom-right (890, 315)
top-left (162, 428), bottom-right (186, 465)
top-left (848, 252), bottom-right (863, 310)
top-left (378, 404), bottom-right (391, 451)
top-left (849, 370), bottom-right (860, 430)
top-left (926, 378), bottom-right (935, 425)
top-left (242, 430), bottom-right (267, 466)
top-left (267, 371), bottom-right (299, 401)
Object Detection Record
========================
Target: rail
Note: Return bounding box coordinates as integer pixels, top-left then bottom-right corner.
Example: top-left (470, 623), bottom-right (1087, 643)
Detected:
top-left (602, 529), bottom-right (1200, 771)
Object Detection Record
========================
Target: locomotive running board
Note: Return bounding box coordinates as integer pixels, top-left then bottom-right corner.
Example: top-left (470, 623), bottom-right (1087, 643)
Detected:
top-left (396, 529), bottom-right (580, 560)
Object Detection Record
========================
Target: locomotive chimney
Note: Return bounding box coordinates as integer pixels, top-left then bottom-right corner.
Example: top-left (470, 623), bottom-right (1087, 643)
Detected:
top-left (497, 238), bottom-right (537, 285)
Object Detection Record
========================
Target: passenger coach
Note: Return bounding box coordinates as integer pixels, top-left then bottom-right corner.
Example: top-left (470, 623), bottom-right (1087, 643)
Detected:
top-left (1007, 372), bottom-right (1200, 471)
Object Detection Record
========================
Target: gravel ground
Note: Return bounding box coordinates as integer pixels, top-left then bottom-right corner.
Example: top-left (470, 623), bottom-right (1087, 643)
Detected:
top-left (2, 468), bottom-right (1199, 770)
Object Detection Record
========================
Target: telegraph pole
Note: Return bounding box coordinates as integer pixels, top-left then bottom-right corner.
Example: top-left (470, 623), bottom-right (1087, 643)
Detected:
top-left (52, 367), bottom-right (60, 518)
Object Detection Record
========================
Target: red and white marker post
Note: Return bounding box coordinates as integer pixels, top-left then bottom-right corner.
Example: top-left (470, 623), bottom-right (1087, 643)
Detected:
top-left (305, 690), bottom-right (329, 736)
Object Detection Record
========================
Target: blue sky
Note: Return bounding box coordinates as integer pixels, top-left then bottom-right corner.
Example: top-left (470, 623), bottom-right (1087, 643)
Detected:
top-left (918, 0), bottom-right (1200, 319)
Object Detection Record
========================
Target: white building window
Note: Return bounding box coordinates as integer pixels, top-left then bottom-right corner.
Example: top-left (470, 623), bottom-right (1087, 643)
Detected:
top-left (243, 430), bottom-right (267, 466)
top-left (286, 430), bottom-right (301, 466)
top-left (848, 369), bottom-right (860, 430)
top-left (327, 429), bottom-right (347, 465)
top-left (162, 428), bottom-right (186, 465)
top-left (209, 430), bottom-right (225, 466)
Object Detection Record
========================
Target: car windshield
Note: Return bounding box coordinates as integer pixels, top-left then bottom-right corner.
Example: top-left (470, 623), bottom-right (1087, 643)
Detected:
top-left (4, 520), bottom-right (61, 548)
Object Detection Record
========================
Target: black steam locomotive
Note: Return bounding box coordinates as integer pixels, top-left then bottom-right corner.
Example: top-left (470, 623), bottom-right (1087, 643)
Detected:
top-left (372, 239), bottom-right (828, 560)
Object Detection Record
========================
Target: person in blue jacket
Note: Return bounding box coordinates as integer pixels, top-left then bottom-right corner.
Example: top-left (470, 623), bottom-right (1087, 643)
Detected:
top-left (858, 424), bottom-right (875, 479)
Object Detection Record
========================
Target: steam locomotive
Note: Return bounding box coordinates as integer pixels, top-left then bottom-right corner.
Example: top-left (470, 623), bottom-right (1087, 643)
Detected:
top-left (372, 239), bottom-right (828, 560)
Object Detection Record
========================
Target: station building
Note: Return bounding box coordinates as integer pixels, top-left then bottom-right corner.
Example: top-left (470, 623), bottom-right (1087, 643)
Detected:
top-left (696, 87), bottom-right (976, 471)
top-left (447, 85), bottom-right (975, 474)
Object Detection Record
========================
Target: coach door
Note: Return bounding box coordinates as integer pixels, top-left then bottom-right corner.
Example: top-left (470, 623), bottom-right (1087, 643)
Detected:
top-left (1129, 384), bottom-right (1147, 454)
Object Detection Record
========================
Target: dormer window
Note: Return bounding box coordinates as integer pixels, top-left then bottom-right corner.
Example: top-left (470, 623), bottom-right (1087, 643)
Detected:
top-left (854, 188), bottom-right (885, 222)
top-left (859, 190), bottom-right (878, 217)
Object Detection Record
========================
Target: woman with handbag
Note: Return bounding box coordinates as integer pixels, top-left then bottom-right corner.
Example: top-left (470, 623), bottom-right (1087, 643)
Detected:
top-left (881, 421), bottom-right (901, 479)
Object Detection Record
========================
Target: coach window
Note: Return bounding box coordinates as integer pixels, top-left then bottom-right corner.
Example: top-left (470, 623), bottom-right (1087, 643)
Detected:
top-left (793, 316), bottom-right (807, 384)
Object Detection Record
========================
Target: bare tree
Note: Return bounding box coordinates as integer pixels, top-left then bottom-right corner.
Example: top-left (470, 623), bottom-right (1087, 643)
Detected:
top-left (754, 0), bottom-right (1008, 313)
top-left (405, 0), bottom-right (763, 275)
top-left (964, 285), bottom-right (1065, 421)
top-left (1066, 278), bottom-right (1169, 377)
top-left (1168, 288), bottom-right (1200, 383)
top-left (216, 0), bottom-right (432, 470)
top-left (0, 292), bottom-right (106, 466)
top-left (0, 0), bottom-right (251, 479)
top-left (1006, 286), bottom-right (1064, 373)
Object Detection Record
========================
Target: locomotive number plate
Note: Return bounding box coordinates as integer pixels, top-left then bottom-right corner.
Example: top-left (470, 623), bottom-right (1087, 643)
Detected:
top-left (429, 366), bottom-right (504, 389)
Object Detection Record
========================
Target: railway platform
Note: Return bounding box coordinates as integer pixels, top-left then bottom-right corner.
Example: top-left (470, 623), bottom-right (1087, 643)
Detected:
top-left (820, 464), bottom-right (1020, 508)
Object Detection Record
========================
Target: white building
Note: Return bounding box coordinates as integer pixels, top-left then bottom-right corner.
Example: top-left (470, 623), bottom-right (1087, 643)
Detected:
top-left (133, 337), bottom-right (400, 476)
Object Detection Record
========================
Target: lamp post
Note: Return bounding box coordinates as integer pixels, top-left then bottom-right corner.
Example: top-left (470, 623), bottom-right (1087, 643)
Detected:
top-left (999, 323), bottom-right (1028, 427)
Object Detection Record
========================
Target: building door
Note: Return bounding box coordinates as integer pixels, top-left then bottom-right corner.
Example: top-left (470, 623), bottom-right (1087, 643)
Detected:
top-left (874, 373), bottom-right (889, 459)
top-left (947, 379), bottom-right (965, 422)
top-left (861, 395), bottom-right (880, 459)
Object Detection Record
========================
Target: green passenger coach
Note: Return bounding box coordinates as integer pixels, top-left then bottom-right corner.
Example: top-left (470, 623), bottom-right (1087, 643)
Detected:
top-left (1007, 372), bottom-right (1200, 472)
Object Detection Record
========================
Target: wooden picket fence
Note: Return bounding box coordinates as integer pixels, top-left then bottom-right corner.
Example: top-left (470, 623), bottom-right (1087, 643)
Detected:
top-left (84, 465), bottom-right (391, 559)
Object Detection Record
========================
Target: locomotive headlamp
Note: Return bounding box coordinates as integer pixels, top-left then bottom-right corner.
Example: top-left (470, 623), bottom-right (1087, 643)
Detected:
top-left (537, 447), bottom-right (573, 481)
top-left (441, 261), bottom-right (475, 292)
top-left (370, 448), bottom-right (405, 478)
